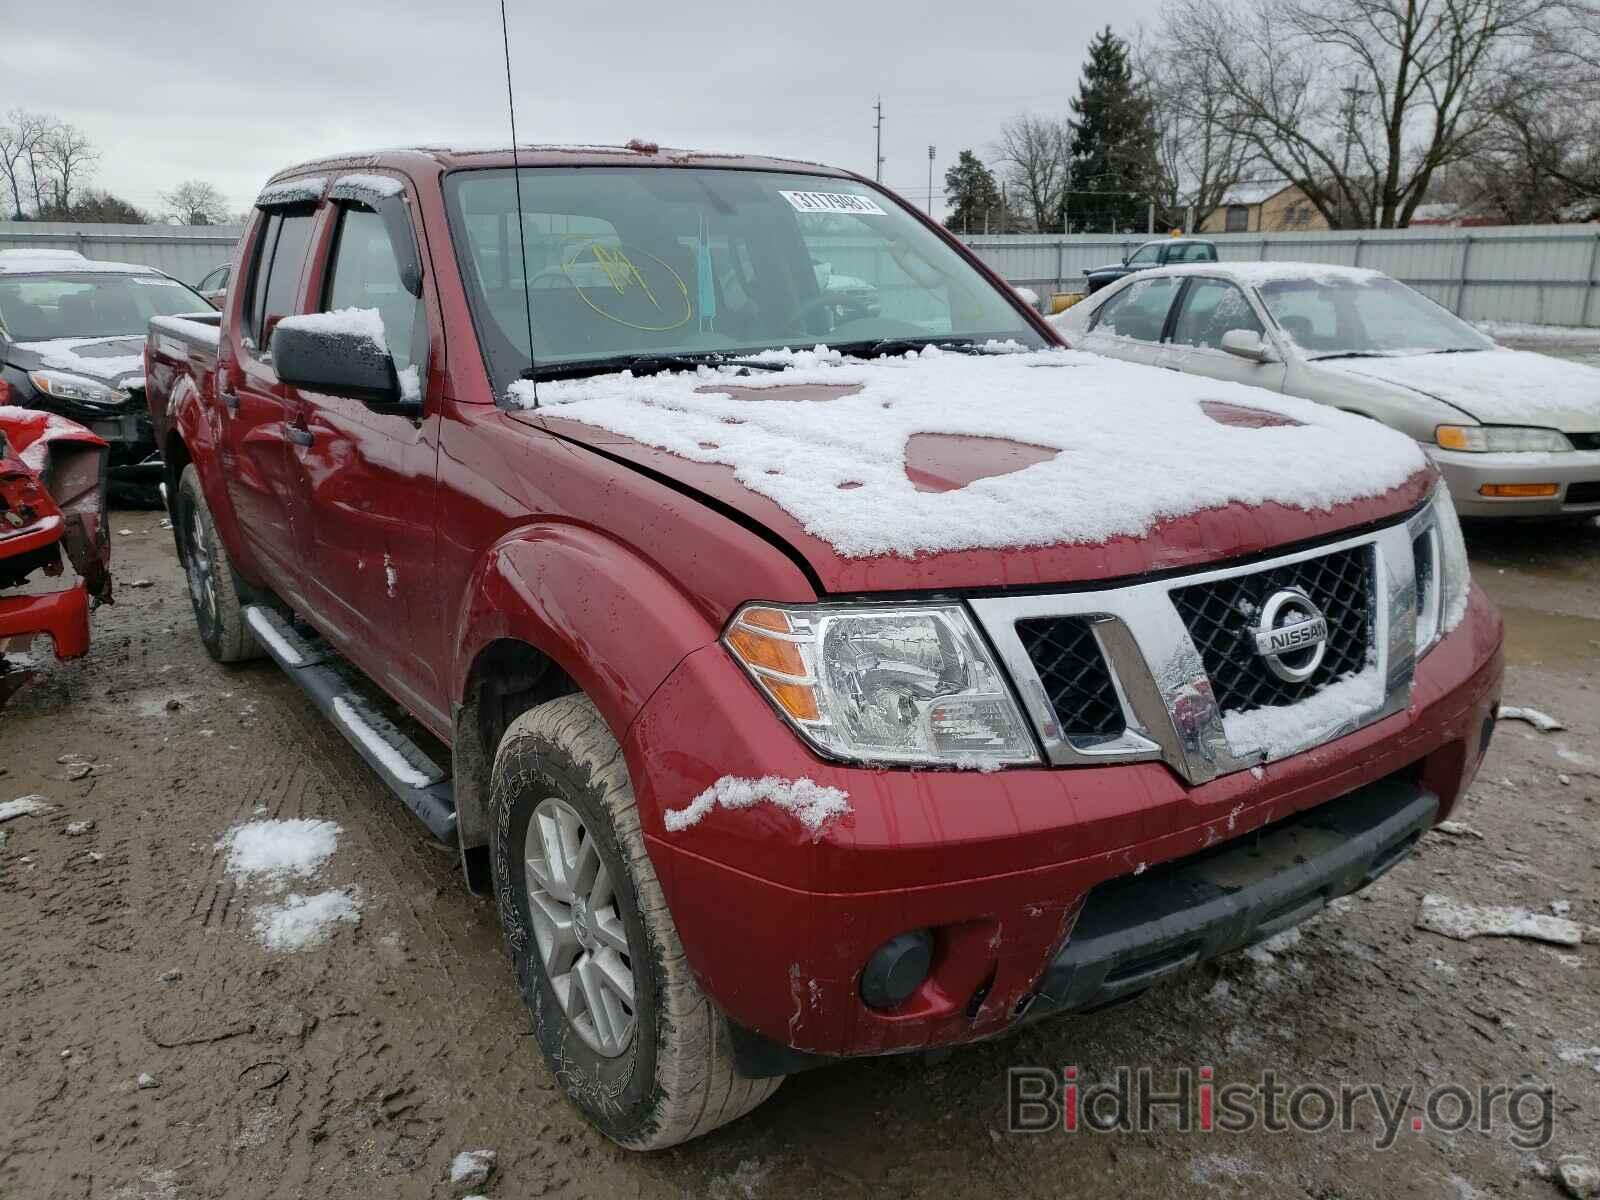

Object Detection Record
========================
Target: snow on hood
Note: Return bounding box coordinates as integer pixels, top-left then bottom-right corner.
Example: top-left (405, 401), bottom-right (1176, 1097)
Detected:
top-left (12, 336), bottom-right (146, 384)
top-left (1320, 347), bottom-right (1600, 431)
top-left (515, 347), bottom-right (1428, 560)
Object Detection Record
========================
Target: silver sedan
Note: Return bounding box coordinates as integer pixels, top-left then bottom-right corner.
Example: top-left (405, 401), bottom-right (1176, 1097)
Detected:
top-left (1050, 263), bottom-right (1600, 519)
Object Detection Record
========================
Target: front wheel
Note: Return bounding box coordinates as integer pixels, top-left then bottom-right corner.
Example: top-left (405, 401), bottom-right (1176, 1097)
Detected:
top-left (488, 694), bottom-right (782, 1149)
top-left (175, 465), bottom-right (260, 664)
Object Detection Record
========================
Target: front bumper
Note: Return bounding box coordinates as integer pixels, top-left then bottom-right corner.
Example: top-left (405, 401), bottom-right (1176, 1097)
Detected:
top-left (0, 579), bottom-right (90, 660)
top-left (1431, 446), bottom-right (1600, 518)
top-left (627, 585), bottom-right (1503, 1064)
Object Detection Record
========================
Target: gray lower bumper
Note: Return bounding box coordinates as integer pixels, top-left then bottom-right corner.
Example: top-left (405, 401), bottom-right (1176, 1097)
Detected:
top-left (1024, 776), bottom-right (1437, 1018)
top-left (1432, 447), bottom-right (1600, 518)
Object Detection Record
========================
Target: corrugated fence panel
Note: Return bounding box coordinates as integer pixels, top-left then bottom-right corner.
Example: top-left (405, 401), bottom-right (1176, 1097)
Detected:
top-left (964, 225), bottom-right (1600, 328)
top-left (0, 221), bottom-right (243, 287)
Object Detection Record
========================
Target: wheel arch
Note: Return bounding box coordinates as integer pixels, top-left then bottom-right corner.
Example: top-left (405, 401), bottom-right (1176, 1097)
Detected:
top-left (450, 523), bottom-right (722, 866)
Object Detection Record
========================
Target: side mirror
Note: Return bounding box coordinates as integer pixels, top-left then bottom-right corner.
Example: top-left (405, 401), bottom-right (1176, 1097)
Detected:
top-left (271, 315), bottom-right (416, 415)
top-left (1220, 329), bottom-right (1277, 364)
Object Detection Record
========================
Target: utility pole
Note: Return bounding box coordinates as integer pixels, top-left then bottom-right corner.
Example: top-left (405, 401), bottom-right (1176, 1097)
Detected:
top-left (926, 145), bottom-right (936, 216)
top-left (1338, 71), bottom-right (1369, 229)
top-left (872, 97), bottom-right (885, 183)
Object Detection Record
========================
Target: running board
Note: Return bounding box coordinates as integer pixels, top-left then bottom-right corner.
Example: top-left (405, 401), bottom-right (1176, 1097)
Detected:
top-left (244, 605), bottom-right (456, 843)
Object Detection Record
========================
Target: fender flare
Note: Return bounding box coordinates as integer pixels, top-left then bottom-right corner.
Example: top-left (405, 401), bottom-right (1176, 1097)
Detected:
top-left (451, 522), bottom-right (722, 849)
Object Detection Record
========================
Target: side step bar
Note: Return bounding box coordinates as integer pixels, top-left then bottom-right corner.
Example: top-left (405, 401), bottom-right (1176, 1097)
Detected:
top-left (244, 605), bottom-right (457, 843)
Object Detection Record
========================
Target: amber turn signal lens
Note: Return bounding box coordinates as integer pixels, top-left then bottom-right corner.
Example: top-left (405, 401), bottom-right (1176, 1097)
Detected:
top-left (1435, 426), bottom-right (1473, 451)
top-left (1478, 483), bottom-right (1558, 498)
top-left (726, 625), bottom-right (806, 677)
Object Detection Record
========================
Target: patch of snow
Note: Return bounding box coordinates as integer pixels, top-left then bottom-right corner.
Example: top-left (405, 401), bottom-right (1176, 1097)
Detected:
top-left (449, 1149), bottom-right (497, 1188)
top-left (135, 1072), bottom-right (159, 1089)
top-left (664, 775), bottom-right (850, 836)
top-left (1557, 1045), bottom-right (1600, 1074)
top-left (513, 347), bottom-right (1427, 559)
top-left (398, 364), bottom-right (420, 403)
top-left (1222, 665), bottom-right (1383, 761)
top-left (1499, 704), bottom-right (1563, 732)
top-left (0, 795), bottom-right (50, 822)
top-left (330, 696), bottom-right (430, 787)
top-left (1189, 1152), bottom-right (1259, 1187)
top-left (244, 608), bottom-right (303, 666)
top-left (329, 172), bottom-right (405, 201)
top-left (252, 888), bottom-right (361, 951)
top-left (18, 335), bottom-right (145, 379)
top-left (0, 255), bottom-right (156, 277)
top-left (256, 175), bottom-right (327, 207)
top-left (275, 306), bottom-right (384, 346)
top-left (149, 314), bottom-right (222, 347)
top-left (219, 818), bottom-right (341, 884)
top-left (1416, 894), bottom-right (1582, 946)
top-left (1435, 820), bottom-right (1485, 839)
top-left (64, 820), bottom-right (93, 836)
top-left (1321, 347), bottom-right (1600, 428)
top-left (1167, 260), bottom-right (1385, 286)
top-left (1551, 900), bottom-right (1573, 916)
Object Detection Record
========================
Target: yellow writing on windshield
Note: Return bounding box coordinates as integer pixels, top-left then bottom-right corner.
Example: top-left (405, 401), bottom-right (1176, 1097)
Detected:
top-left (588, 243), bottom-right (660, 309)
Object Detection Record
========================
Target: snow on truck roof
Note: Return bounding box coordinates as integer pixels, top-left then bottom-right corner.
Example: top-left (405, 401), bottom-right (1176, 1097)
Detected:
top-left (516, 345), bottom-right (1428, 560)
top-left (258, 143), bottom-right (845, 192)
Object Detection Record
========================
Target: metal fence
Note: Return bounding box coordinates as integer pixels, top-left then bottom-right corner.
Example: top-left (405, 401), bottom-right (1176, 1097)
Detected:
top-left (963, 225), bottom-right (1600, 328)
top-left (0, 221), bottom-right (243, 287)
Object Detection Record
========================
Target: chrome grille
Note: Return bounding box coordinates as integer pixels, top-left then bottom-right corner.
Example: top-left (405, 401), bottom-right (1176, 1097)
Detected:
top-left (1170, 545), bottom-right (1372, 715)
top-left (1015, 617), bottom-right (1124, 739)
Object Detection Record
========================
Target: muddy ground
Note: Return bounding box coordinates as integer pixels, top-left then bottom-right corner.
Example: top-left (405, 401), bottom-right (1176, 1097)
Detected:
top-left (2, 343), bottom-right (1597, 1200)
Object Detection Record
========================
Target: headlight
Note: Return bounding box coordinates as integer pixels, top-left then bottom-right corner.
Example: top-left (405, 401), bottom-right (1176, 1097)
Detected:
top-left (28, 370), bottom-right (127, 407)
top-left (1435, 424), bottom-right (1571, 453)
top-left (724, 603), bottom-right (1040, 768)
top-left (1415, 481), bottom-right (1471, 653)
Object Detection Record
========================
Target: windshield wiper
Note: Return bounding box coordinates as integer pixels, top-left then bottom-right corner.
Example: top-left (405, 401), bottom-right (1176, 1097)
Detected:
top-left (527, 352), bottom-right (789, 382)
top-left (836, 337), bottom-right (988, 359)
top-left (1309, 351), bottom-right (1395, 361)
top-left (1427, 347), bottom-right (1488, 355)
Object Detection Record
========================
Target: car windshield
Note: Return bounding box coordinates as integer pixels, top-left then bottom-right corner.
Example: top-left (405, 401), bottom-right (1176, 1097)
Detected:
top-left (0, 271), bottom-right (211, 342)
top-left (1257, 276), bottom-right (1494, 358)
top-left (443, 167), bottom-right (1044, 387)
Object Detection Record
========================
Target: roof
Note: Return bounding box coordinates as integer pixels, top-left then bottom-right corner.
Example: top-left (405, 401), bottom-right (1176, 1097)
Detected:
top-left (0, 249), bottom-right (158, 277)
top-left (1141, 261), bottom-right (1386, 286)
top-left (260, 143), bottom-right (851, 191)
top-left (1219, 181), bottom-right (1296, 207)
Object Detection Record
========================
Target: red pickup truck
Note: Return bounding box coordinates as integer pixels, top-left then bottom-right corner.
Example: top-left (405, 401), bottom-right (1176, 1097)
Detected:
top-left (144, 145), bottom-right (1504, 1150)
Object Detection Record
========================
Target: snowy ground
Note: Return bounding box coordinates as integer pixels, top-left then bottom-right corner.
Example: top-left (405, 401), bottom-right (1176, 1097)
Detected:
top-left (1, 385), bottom-right (1597, 1197)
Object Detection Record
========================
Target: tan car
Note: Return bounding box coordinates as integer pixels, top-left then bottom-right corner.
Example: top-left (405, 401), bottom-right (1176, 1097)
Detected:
top-left (1051, 262), bottom-right (1600, 519)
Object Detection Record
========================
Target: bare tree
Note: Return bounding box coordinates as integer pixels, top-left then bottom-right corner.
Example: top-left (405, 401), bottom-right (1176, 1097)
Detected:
top-left (1167, 0), bottom-right (1574, 228)
top-left (992, 114), bottom-right (1070, 232)
top-left (37, 122), bottom-right (98, 213)
top-left (1136, 37), bottom-right (1256, 229)
top-left (0, 110), bottom-right (52, 219)
top-left (160, 179), bottom-right (230, 226)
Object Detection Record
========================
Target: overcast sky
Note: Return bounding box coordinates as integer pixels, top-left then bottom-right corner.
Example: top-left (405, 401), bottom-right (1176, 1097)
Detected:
top-left (6, 0), bottom-right (1166, 221)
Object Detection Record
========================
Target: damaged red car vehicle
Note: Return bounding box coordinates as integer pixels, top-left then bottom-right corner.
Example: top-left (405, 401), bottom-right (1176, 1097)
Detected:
top-left (144, 145), bottom-right (1504, 1150)
top-left (0, 406), bottom-right (112, 705)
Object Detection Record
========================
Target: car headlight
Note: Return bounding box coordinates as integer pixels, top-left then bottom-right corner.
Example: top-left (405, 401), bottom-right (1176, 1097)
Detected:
top-left (724, 603), bottom-right (1040, 768)
top-left (28, 370), bottom-right (127, 407)
top-left (1414, 481), bottom-right (1471, 653)
top-left (1435, 424), bottom-right (1571, 453)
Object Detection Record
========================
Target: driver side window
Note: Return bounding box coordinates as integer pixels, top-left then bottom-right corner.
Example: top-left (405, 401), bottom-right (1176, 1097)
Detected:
top-left (323, 206), bottom-right (424, 375)
top-left (1128, 244), bottom-right (1161, 266)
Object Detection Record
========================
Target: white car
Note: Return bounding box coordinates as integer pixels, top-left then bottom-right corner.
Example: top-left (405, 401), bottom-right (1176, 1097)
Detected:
top-left (1050, 262), bottom-right (1600, 519)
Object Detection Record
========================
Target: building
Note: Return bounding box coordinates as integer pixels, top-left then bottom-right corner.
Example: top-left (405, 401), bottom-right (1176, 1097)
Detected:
top-left (1199, 181), bottom-right (1328, 234)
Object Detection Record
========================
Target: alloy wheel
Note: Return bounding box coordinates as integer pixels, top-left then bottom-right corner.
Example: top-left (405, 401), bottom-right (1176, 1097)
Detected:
top-left (523, 796), bottom-right (637, 1057)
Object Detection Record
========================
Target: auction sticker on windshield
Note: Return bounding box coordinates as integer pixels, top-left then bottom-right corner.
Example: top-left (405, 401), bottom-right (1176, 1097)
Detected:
top-left (779, 190), bottom-right (887, 216)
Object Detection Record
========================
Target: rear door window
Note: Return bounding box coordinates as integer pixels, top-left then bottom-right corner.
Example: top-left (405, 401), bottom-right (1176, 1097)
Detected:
top-left (1090, 276), bottom-right (1181, 342)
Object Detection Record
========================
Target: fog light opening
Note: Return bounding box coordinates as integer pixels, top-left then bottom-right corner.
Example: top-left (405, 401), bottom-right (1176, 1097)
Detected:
top-left (860, 929), bottom-right (934, 1010)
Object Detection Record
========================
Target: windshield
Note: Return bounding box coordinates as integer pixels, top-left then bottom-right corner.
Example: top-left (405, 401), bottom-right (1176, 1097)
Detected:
top-left (443, 167), bottom-right (1043, 387)
top-left (1257, 276), bottom-right (1493, 358)
top-left (0, 271), bottom-right (211, 342)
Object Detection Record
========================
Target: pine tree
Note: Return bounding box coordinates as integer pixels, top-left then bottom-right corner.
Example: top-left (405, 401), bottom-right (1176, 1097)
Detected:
top-left (943, 150), bottom-right (1002, 234)
top-left (1066, 27), bottom-right (1161, 233)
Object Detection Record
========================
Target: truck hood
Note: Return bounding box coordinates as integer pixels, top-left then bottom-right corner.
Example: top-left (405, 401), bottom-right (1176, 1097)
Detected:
top-left (520, 348), bottom-right (1435, 594)
top-left (1319, 347), bottom-right (1600, 431)
top-left (8, 336), bottom-right (147, 388)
